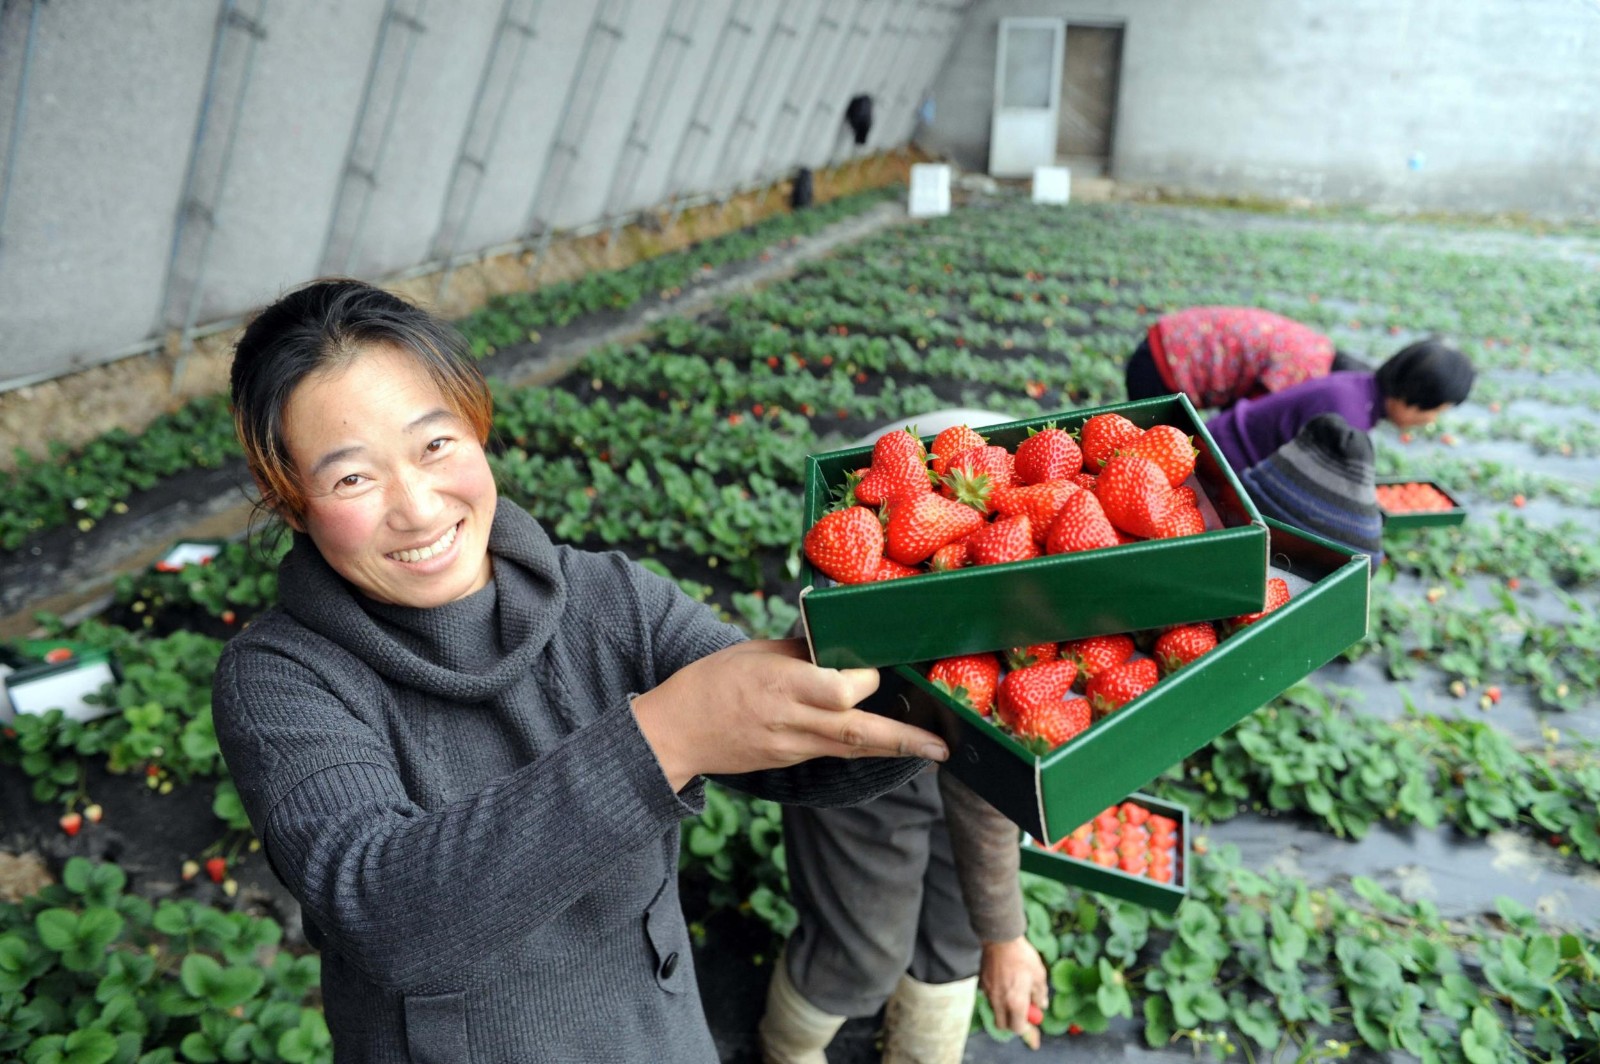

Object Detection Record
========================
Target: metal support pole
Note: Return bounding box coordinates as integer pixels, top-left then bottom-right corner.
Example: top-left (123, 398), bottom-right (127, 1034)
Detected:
top-left (601, 0), bottom-right (701, 242)
top-left (521, 0), bottom-right (632, 274)
top-left (159, 0), bottom-right (269, 391)
top-left (429, 0), bottom-right (541, 301)
top-left (0, 0), bottom-right (43, 275)
top-left (319, 0), bottom-right (429, 276)
top-left (661, 0), bottom-right (754, 225)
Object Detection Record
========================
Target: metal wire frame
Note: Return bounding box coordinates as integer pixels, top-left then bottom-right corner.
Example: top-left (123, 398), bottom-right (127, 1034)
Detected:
top-left (430, 0), bottom-right (542, 301)
top-left (158, 0), bottom-right (269, 388)
top-left (318, 0), bottom-right (429, 277)
top-left (601, 0), bottom-right (702, 242)
top-left (520, 0), bottom-right (632, 273)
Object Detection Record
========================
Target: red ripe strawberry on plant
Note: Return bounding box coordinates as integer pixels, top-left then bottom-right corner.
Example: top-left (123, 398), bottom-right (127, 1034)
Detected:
top-left (884, 492), bottom-right (986, 566)
top-left (991, 480), bottom-right (1078, 544)
top-left (929, 424), bottom-right (987, 478)
top-left (803, 506), bottom-right (884, 584)
top-left (996, 659), bottom-right (1078, 730)
top-left (1044, 489), bottom-right (1121, 554)
top-left (1121, 424), bottom-right (1197, 487)
top-left (1085, 657), bottom-right (1160, 715)
top-left (1229, 577), bottom-right (1291, 628)
top-left (928, 653), bottom-right (1002, 715)
top-left (855, 427), bottom-right (933, 507)
top-left (1153, 622), bottom-right (1218, 673)
top-left (1077, 412), bottom-right (1142, 471)
top-left (1096, 455), bottom-right (1174, 539)
top-left (1014, 424), bottom-right (1082, 484)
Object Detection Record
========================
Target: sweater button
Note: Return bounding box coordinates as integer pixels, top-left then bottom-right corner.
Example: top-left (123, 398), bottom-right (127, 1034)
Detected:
top-left (660, 951), bottom-right (679, 979)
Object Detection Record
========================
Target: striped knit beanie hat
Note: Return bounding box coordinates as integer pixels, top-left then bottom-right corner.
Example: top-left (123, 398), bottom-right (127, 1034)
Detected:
top-left (1239, 413), bottom-right (1383, 559)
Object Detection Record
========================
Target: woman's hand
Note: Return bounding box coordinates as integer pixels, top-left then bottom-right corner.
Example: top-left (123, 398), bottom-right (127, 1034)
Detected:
top-left (980, 935), bottom-right (1049, 1049)
top-left (631, 638), bottom-right (949, 791)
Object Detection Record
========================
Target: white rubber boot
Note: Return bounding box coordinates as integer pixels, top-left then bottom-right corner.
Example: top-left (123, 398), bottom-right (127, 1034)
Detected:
top-left (758, 950), bottom-right (847, 1064)
top-left (881, 972), bottom-right (979, 1064)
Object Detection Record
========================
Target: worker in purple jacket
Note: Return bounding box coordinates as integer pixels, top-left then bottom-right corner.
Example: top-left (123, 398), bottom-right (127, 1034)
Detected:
top-left (1205, 338), bottom-right (1475, 475)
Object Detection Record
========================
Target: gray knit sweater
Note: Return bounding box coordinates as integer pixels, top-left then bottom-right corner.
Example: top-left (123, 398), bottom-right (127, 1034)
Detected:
top-left (212, 502), bottom-right (925, 1063)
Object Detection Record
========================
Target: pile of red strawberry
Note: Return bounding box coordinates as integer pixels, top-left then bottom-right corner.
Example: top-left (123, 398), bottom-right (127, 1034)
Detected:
top-left (1029, 801), bottom-right (1182, 883)
top-left (924, 576), bottom-right (1292, 751)
top-left (803, 413), bottom-right (1210, 584)
top-left (1375, 481), bottom-right (1458, 514)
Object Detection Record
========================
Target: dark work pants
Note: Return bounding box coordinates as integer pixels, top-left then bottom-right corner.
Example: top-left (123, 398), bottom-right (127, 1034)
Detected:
top-left (781, 768), bottom-right (982, 1017)
top-left (1124, 339), bottom-right (1168, 401)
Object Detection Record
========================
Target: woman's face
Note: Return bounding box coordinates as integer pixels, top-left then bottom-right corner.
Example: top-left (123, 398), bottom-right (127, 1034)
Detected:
top-left (280, 344), bottom-right (496, 608)
top-left (1385, 396), bottom-right (1452, 429)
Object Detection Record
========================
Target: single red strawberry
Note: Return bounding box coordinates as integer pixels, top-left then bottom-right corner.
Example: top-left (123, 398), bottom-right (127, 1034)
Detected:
top-left (1120, 802), bottom-right (1151, 827)
top-left (1015, 695), bottom-right (1092, 748)
top-left (1014, 425), bottom-right (1082, 485)
top-left (990, 480), bottom-right (1077, 544)
top-left (1230, 577), bottom-right (1291, 627)
top-left (884, 492), bottom-right (986, 565)
top-left (1077, 413), bottom-right (1141, 471)
top-left (928, 540), bottom-right (970, 571)
top-left (803, 506), bottom-right (884, 584)
top-left (59, 811), bottom-right (83, 837)
top-left (867, 558), bottom-right (921, 581)
top-left (1085, 658), bottom-right (1160, 715)
top-left (929, 424), bottom-right (987, 477)
top-left (967, 515), bottom-right (1039, 566)
top-left (1169, 485), bottom-right (1199, 510)
top-left (1007, 643), bottom-right (1059, 669)
top-left (1061, 633), bottom-right (1136, 680)
top-left (1153, 622), bottom-right (1219, 673)
top-left (205, 856), bottom-right (227, 884)
top-left (1121, 424), bottom-right (1197, 487)
top-left (856, 428), bottom-right (932, 506)
top-left (997, 659), bottom-right (1078, 729)
top-left (1152, 503), bottom-right (1206, 539)
top-left (1044, 489), bottom-right (1120, 554)
top-left (929, 653), bottom-right (1002, 714)
top-left (1096, 455), bottom-right (1173, 538)
top-left (941, 445), bottom-right (1016, 498)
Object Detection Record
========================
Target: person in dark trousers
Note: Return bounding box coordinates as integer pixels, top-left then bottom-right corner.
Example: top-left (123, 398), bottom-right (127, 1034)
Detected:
top-left (1125, 305), bottom-right (1373, 408)
top-left (211, 280), bottom-right (950, 1063)
top-left (760, 410), bottom-right (1048, 1064)
top-left (1205, 337), bottom-right (1475, 476)
top-left (1238, 413), bottom-right (1386, 565)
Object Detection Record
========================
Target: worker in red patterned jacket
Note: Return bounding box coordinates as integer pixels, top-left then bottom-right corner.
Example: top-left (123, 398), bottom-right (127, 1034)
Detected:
top-left (1124, 306), bottom-right (1369, 410)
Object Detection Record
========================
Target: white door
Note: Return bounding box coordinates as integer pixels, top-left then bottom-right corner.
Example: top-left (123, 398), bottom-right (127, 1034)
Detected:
top-left (988, 18), bottom-right (1065, 178)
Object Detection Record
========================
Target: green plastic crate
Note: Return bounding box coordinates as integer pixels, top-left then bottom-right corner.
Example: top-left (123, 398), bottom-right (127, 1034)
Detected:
top-left (799, 395), bottom-right (1269, 669)
top-left (1376, 477), bottom-right (1468, 529)
top-left (870, 519), bottom-right (1370, 843)
top-left (1019, 792), bottom-right (1190, 913)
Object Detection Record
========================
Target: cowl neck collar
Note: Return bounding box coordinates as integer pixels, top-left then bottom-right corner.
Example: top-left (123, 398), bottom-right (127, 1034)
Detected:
top-left (278, 501), bottom-right (565, 702)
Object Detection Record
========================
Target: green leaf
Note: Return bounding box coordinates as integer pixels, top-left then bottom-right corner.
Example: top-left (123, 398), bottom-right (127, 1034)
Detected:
top-left (36, 908), bottom-right (79, 951)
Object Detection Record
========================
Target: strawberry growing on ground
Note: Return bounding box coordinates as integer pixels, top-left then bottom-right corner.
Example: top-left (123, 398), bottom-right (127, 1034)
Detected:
top-left (856, 428), bottom-right (932, 506)
top-left (1086, 658), bottom-right (1159, 714)
top-left (59, 812), bottom-right (83, 837)
top-left (997, 659), bottom-right (1078, 729)
top-left (1014, 424), bottom-right (1082, 484)
top-left (1061, 634), bottom-right (1135, 680)
top-left (1096, 455), bottom-right (1174, 538)
top-left (967, 515), bottom-right (1039, 565)
top-left (1122, 425), bottom-right (1198, 486)
top-left (205, 857), bottom-right (228, 884)
top-left (929, 653), bottom-right (1002, 714)
top-left (1154, 622), bottom-right (1218, 673)
top-left (1078, 412), bottom-right (1142, 470)
top-left (83, 803), bottom-right (104, 824)
top-left (1045, 489), bottom-right (1120, 554)
top-left (803, 506), bottom-right (884, 584)
top-left (991, 480), bottom-right (1078, 543)
top-left (1229, 577), bottom-right (1291, 627)
top-left (884, 492), bottom-right (986, 565)
top-left (930, 424), bottom-right (987, 477)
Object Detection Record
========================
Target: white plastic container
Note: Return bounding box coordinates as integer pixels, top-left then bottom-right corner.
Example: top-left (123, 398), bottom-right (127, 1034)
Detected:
top-left (1032, 165), bottom-right (1072, 205)
top-left (908, 163), bottom-right (952, 217)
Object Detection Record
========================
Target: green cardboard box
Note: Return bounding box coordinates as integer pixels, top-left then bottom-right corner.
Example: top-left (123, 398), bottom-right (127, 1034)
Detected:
top-left (799, 396), bottom-right (1270, 669)
top-left (870, 520), bottom-right (1369, 844)
top-left (1376, 477), bottom-right (1468, 529)
top-left (1019, 792), bottom-right (1190, 913)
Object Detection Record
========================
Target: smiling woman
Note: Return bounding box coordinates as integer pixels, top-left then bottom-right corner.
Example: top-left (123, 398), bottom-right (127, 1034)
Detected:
top-left (212, 279), bottom-right (950, 1063)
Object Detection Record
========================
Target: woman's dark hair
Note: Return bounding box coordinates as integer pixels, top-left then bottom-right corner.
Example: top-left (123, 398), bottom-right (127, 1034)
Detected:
top-left (1374, 339), bottom-right (1475, 409)
top-left (230, 279), bottom-right (492, 520)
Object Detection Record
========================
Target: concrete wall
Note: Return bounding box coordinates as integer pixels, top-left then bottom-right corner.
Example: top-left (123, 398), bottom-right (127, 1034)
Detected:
top-left (922, 0), bottom-right (1600, 218)
top-left (0, 0), bottom-right (969, 391)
